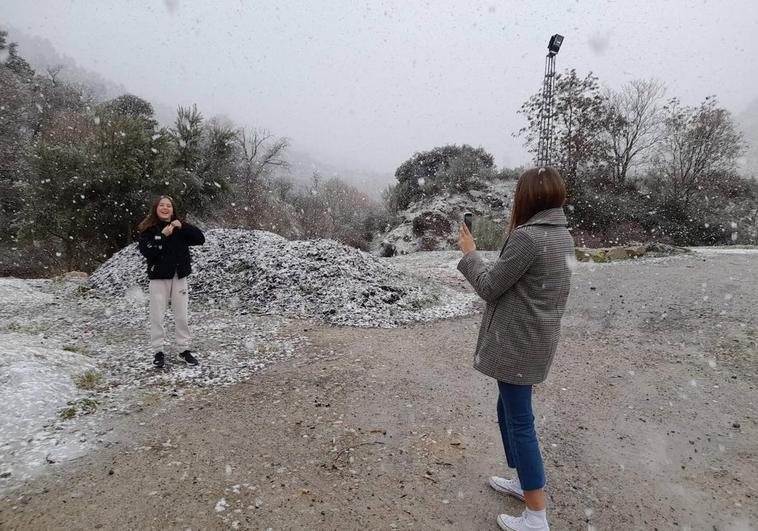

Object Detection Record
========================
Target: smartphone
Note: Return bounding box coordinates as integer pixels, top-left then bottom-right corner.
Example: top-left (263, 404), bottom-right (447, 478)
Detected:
top-left (463, 212), bottom-right (473, 232)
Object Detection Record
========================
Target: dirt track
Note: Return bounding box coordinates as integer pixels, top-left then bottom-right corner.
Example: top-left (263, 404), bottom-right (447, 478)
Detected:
top-left (1, 250), bottom-right (756, 530)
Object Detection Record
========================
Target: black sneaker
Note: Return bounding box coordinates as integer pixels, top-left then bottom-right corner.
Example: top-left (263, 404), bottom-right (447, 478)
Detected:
top-left (153, 351), bottom-right (165, 368)
top-left (178, 350), bottom-right (198, 366)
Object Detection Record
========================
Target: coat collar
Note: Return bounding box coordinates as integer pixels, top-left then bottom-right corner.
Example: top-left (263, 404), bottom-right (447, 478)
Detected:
top-left (517, 207), bottom-right (568, 228)
top-left (499, 207), bottom-right (569, 255)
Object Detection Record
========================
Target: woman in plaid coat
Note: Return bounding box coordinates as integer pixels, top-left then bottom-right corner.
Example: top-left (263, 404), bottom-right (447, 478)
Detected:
top-left (458, 167), bottom-right (574, 531)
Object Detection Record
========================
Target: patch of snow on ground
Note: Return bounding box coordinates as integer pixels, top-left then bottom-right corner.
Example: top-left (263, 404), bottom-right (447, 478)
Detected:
top-left (0, 275), bottom-right (303, 492)
top-left (0, 332), bottom-right (95, 483)
top-left (0, 278), bottom-right (54, 305)
top-left (689, 247), bottom-right (758, 255)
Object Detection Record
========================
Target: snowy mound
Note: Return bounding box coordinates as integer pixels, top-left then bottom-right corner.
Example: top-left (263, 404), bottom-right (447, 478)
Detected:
top-left (90, 229), bottom-right (476, 327)
top-left (0, 333), bottom-right (96, 481)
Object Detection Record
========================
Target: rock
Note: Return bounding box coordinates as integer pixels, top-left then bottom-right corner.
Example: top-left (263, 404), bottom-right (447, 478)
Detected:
top-left (589, 249), bottom-right (609, 263)
top-left (575, 249), bottom-right (593, 262)
top-left (645, 242), bottom-right (690, 255)
top-left (625, 245), bottom-right (646, 258)
top-left (576, 246), bottom-right (646, 262)
top-left (0, 470), bottom-right (11, 478)
top-left (605, 247), bottom-right (628, 260)
top-left (378, 240), bottom-right (397, 258)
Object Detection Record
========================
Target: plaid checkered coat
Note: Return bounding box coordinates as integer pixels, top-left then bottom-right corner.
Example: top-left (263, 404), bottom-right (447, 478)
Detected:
top-left (457, 208), bottom-right (574, 385)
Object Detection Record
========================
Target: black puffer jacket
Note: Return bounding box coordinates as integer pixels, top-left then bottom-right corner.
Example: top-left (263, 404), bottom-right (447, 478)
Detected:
top-left (138, 221), bottom-right (205, 280)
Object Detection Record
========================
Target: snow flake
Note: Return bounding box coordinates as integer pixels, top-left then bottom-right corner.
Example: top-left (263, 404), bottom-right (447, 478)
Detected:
top-left (215, 498), bottom-right (228, 512)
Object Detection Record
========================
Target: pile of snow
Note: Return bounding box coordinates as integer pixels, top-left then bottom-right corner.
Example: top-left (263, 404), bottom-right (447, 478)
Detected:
top-left (89, 229), bottom-right (477, 327)
top-left (0, 332), bottom-right (96, 482)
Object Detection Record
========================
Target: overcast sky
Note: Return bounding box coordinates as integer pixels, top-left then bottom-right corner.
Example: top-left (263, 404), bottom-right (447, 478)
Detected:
top-left (2, 0), bottom-right (758, 175)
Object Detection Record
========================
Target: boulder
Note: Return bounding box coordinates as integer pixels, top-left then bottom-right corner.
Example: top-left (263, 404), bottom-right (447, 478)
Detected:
top-left (378, 240), bottom-right (397, 258)
top-left (589, 249), bottom-right (609, 263)
top-left (575, 248), bottom-right (592, 262)
top-left (605, 247), bottom-right (628, 260)
top-left (625, 245), bottom-right (646, 258)
top-left (645, 242), bottom-right (690, 255)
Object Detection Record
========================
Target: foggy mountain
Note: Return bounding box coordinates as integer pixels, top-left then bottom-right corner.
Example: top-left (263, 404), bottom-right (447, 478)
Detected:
top-left (4, 25), bottom-right (126, 102)
top-left (3, 25), bottom-right (394, 194)
top-left (279, 149), bottom-right (393, 197)
top-left (737, 95), bottom-right (758, 178)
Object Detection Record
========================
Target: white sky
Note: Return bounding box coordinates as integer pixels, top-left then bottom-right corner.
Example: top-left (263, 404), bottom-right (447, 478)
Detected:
top-left (2, 0), bottom-right (757, 175)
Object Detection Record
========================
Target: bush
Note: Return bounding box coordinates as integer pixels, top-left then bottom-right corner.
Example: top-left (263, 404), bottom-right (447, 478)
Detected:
top-left (419, 236), bottom-right (438, 251)
top-left (411, 212), bottom-right (451, 237)
top-left (74, 370), bottom-right (103, 390)
top-left (393, 145), bottom-right (495, 209)
top-left (472, 217), bottom-right (507, 251)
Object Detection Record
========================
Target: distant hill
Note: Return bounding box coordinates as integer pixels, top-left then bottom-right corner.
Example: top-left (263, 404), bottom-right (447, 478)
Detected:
top-left (3, 25), bottom-right (126, 101)
top-left (278, 149), bottom-right (393, 198)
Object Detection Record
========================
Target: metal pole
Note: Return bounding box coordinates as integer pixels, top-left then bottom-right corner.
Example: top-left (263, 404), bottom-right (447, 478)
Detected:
top-left (537, 53), bottom-right (557, 167)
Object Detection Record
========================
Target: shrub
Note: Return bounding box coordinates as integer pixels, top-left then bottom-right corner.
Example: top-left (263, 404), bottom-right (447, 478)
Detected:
top-left (74, 370), bottom-right (103, 390)
top-left (472, 217), bottom-right (507, 251)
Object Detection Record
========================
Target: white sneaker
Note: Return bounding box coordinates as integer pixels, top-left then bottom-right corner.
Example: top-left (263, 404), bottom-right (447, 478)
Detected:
top-left (489, 476), bottom-right (525, 501)
top-left (497, 511), bottom-right (549, 531)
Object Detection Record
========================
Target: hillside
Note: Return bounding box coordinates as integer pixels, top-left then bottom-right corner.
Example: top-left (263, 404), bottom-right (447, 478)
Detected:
top-left (375, 179), bottom-right (518, 255)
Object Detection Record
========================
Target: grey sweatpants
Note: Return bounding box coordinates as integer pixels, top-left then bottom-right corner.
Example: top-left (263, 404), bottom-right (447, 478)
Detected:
top-left (149, 274), bottom-right (190, 350)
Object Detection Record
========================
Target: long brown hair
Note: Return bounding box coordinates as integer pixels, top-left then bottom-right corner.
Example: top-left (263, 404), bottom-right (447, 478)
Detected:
top-left (137, 195), bottom-right (179, 233)
top-left (507, 167), bottom-right (566, 233)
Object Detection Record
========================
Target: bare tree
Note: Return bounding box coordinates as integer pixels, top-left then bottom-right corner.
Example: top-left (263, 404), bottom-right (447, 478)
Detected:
top-left (652, 96), bottom-right (744, 208)
top-left (602, 79), bottom-right (666, 184)
top-left (45, 64), bottom-right (64, 85)
top-left (236, 128), bottom-right (289, 196)
top-left (518, 69), bottom-right (606, 195)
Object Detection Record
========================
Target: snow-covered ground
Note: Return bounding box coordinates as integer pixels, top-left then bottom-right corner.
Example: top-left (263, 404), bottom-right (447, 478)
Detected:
top-left (4, 238), bottom-right (743, 492)
top-left (0, 333), bottom-right (97, 481)
top-left (0, 276), bottom-right (304, 489)
top-left (1, 233), bottom-right (480, 492)
top-left (689, 246), bottom-right (758, 255)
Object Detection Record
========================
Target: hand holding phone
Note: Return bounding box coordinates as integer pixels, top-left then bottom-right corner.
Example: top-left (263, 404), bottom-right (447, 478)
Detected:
top-left (459, 212), bottom-right (476, 254)
top-left (463, 212), bottom-right (473, 233)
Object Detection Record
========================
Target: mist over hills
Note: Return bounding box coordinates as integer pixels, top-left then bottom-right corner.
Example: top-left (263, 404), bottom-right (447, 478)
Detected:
top-left (3, 25), bottom-right (394, 194)
top-left (737, 95), bottom-right (758, 178)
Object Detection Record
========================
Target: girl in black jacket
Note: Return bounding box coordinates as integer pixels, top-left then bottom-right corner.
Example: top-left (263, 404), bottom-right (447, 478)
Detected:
top-left (138, 195), bottom-right (205, 368)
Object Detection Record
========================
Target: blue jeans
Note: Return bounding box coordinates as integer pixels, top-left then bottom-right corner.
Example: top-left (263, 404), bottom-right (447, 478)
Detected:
top-left (496, 381), bottom-right (546, 491)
